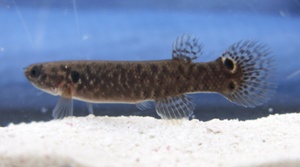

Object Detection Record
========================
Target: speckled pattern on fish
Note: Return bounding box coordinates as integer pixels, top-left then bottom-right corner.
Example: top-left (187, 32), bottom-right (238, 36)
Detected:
top-left (24, 34), bottom-right (277, 120)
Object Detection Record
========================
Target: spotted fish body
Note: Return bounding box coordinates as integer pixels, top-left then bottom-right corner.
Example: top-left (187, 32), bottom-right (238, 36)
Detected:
top-left (24, 35), bottom-right (276, 120)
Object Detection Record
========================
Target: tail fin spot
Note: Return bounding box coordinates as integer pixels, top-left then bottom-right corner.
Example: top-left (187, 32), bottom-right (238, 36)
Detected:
top-left (228, 82), bottom-right (235, 90)
top-left (224, 58), bottom-right (234, 70)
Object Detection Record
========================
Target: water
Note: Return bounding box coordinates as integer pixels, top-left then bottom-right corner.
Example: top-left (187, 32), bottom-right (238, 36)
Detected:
top-left (0, 0), bottom-right (299, 126)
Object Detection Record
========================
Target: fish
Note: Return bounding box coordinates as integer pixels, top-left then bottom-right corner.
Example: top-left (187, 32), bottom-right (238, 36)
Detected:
top-left (24, 34), bottom-right (276, 120)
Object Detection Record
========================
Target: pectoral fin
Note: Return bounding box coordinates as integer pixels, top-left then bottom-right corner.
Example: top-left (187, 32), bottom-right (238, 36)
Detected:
top-left (155, 95), bottom-right (195, 120)
top-left (52, 89), bottom-right (73, 119)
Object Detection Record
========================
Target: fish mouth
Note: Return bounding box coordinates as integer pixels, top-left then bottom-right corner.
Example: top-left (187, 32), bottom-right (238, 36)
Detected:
top-left (24, 67), bottom-right (30, 79)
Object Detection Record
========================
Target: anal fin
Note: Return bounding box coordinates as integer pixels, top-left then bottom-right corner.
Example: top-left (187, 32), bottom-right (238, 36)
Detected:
top-left (155, 95), bottom-right (195, 120)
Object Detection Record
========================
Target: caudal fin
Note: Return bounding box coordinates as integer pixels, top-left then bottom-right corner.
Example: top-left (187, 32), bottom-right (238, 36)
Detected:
top-left (221, 41), bottom-right (277, 108)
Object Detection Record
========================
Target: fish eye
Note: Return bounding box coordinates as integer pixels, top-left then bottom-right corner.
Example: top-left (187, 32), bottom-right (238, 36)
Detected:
top-left (30, 66), bottom-right (40, 78)
top-left (224, 58), bottom-right (234, 70)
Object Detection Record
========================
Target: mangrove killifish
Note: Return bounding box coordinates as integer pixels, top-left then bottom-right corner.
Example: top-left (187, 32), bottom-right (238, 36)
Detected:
top-left (24, 34), bottom-right (276, 120)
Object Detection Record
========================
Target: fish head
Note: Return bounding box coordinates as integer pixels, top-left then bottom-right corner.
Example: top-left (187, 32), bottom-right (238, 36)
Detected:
top-left (24, 63), bottom-right (66, 96)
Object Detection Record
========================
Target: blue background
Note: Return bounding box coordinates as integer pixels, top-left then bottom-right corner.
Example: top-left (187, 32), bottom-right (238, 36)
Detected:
top-left (0, 0), bottom-right (299, 126)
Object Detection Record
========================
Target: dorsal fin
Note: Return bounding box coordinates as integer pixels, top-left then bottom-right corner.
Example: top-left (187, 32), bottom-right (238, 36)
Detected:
top-left (172, 34), bottom-right (203, 62)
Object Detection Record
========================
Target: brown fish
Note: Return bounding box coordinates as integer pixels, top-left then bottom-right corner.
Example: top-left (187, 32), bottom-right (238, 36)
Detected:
top-left (24, 35), bottom-right (276, 120)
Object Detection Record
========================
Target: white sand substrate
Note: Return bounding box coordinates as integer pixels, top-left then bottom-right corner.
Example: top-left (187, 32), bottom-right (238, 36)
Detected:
top-left (0, 113), bottom-right (299, 167)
